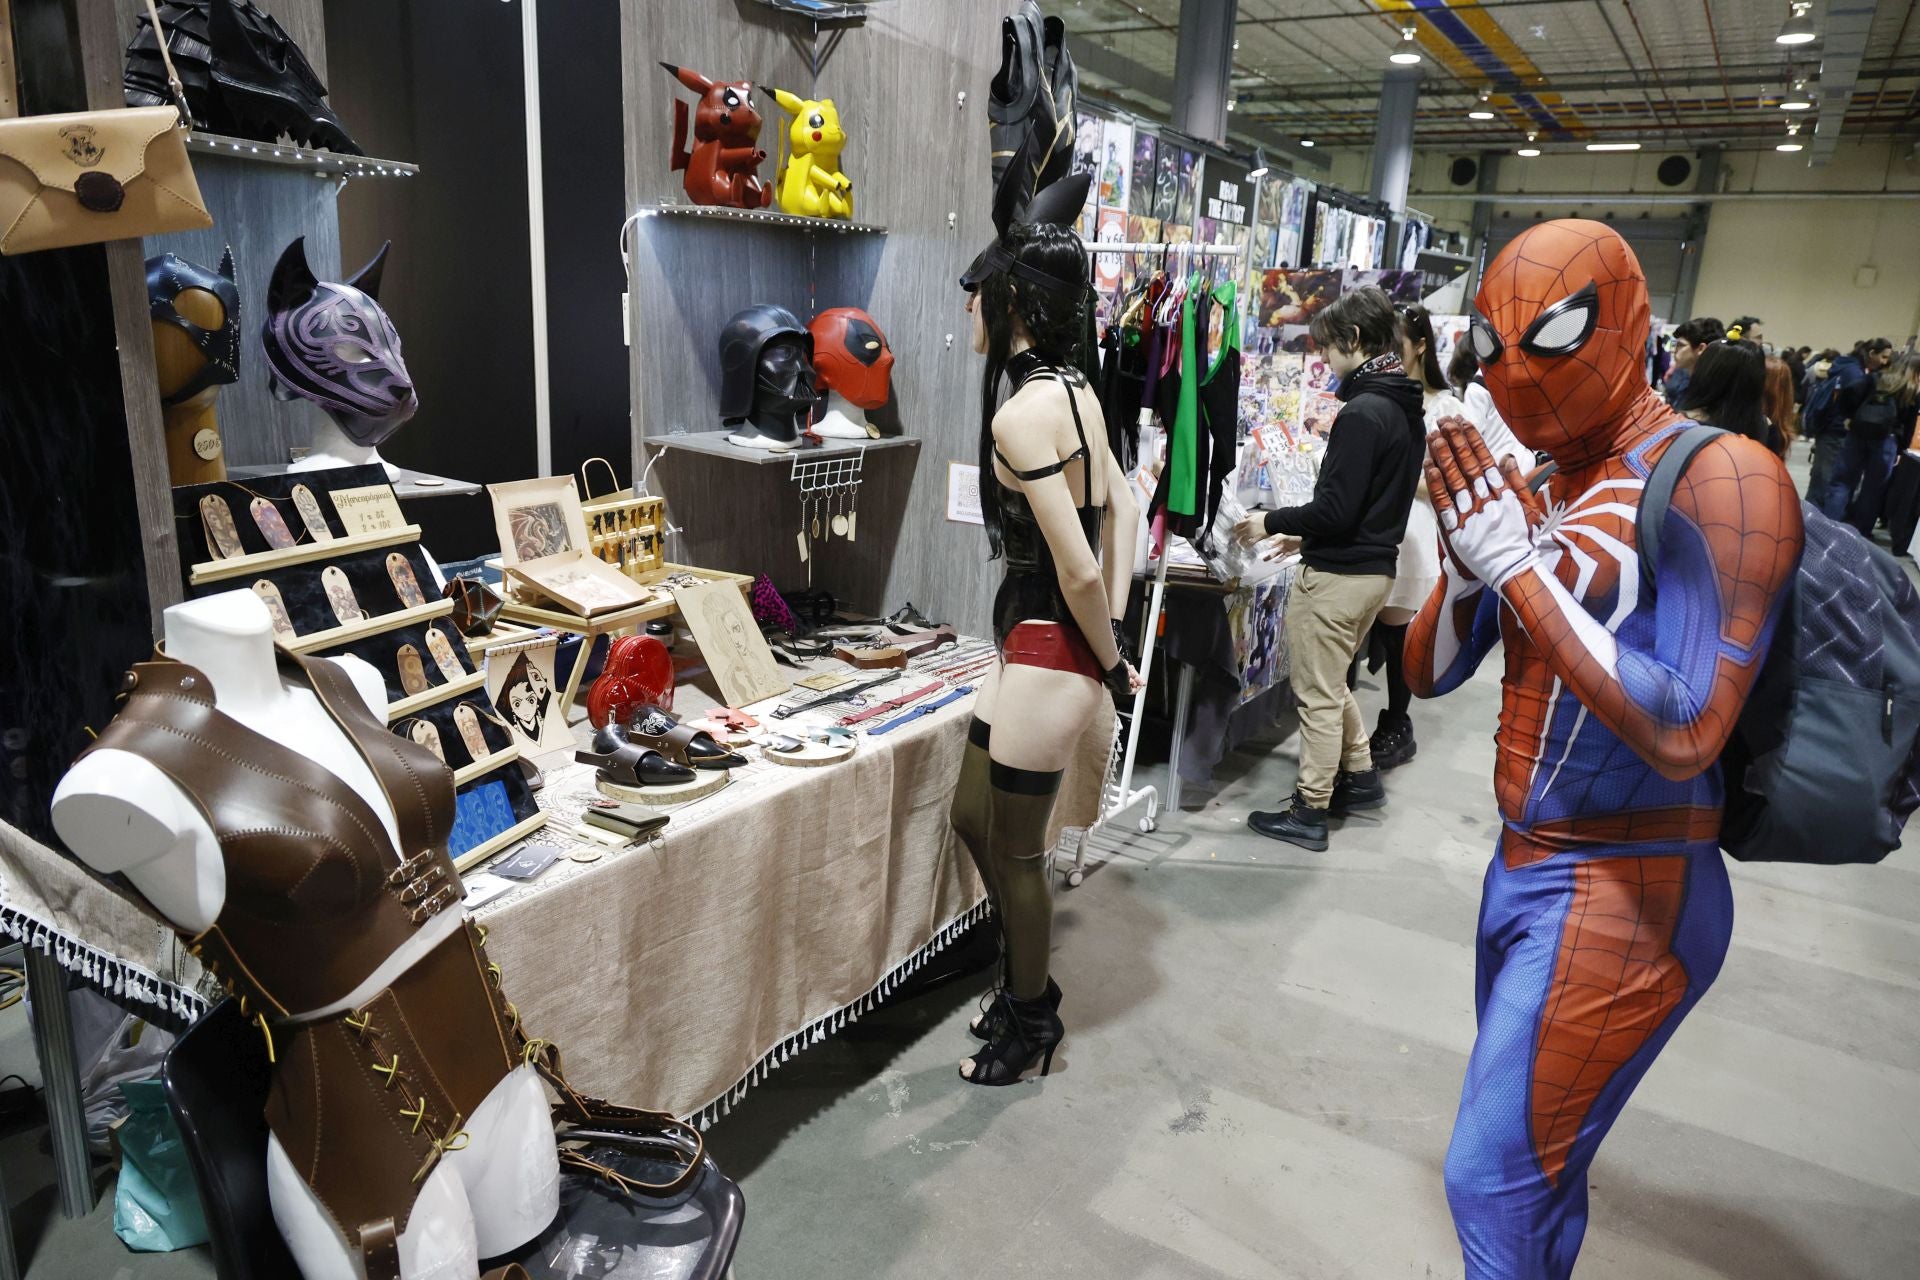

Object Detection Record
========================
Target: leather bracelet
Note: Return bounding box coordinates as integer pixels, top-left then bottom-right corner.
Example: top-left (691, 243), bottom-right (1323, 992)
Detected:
top-left (835, 643), bottom-right (907, 670)
top-left (837, 681), bottom-right (946, 726)
top-left (1110, 618), bottom-right (1132, 667)
top-left (868, 686), bottom-right (975, 735)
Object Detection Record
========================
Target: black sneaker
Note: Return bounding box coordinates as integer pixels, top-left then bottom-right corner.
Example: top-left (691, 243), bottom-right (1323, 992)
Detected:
top-left (1370, 712), bottom-right (1417, 771)
top-left (1249, 793), bottom-right (1330, 851)
top-left (1329, 767), bottom-right (1386, 815)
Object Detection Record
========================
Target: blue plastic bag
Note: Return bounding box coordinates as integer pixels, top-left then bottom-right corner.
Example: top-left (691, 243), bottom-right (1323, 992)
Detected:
top-left (113, 1079), bottom-right (209, 1252)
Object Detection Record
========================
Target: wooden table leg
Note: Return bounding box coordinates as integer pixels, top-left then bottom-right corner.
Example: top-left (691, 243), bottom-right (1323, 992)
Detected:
top-left (557, 630), bottom-right (596, 724)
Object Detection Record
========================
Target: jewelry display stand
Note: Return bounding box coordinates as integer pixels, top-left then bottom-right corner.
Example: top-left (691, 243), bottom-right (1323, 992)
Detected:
top-left (170, 466), bottom-right (547, 864)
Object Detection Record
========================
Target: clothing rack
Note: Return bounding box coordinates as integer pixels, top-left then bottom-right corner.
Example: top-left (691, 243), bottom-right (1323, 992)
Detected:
top-left (1061, 237), bottom-right (1246, 888)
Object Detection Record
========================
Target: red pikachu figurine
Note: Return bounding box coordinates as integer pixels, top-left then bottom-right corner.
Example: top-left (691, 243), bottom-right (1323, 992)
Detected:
top-left (659, 63), bottom-right (773, 209)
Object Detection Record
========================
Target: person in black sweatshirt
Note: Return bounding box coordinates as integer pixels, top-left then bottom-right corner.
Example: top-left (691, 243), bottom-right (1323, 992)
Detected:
top-left (1233, 286), bottom-right (1425, 850)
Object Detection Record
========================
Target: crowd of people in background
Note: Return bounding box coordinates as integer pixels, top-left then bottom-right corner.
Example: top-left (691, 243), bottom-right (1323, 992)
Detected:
top-left (1660, 316), bottom-right (1920, 542)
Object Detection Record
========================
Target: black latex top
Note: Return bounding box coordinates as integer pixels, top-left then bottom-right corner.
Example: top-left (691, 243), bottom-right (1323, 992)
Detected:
top-left (992, 351), bottom-right (1104, 644)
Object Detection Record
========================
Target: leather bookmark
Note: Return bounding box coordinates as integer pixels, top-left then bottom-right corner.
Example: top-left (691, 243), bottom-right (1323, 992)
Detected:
top-left (250, 497), bottom-right (296, 549)
top-left (453, 703), bottom-right (490, 758)
top-left (199, 494), bottom-right (243, 559)
top-left (291, 483), bottom-right (334, 542)
top-left (396, 643), bottom-right (430, 696)
top-left (387, 552), bottom-right (426, 608)
top-left (252, 579), bottom-right (297, 642)
top-left (424, 627), bottom-right (465, 682)
top-left (322, 566), bottom-right (366, 625)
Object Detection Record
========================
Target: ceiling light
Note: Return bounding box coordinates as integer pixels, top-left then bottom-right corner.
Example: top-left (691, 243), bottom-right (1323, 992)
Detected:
top-left (1781, 79), bottom-right (1814, 110)
top-left (1469, 86), bottom-right (1495, 119)
top-left (1299, 137), bottom-right (1315, 148)
top-left (1390, 25), bottom-right (1422, 64)
top-left (1776, 140), bottom-right (1805, 152)
top-left (1586, 142), bottom-right (1643, 151)
top-left (1778, 121), bottom-right (1805, 152)
top-left (1776, 2), bottom-right (1816, 45)
top-left (1517, 147), bottom-right (1541, 157)
top-left (1227, 97), bottom-right (1237, 112)
top-left (1468, 109), bottom-right (1497, 120)
top-left (1248, 147), bottom-right (1269, 179)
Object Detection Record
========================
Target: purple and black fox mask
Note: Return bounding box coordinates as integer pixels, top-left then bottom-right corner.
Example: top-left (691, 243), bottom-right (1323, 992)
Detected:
top-left (263, 236), bottom-right (417, 447)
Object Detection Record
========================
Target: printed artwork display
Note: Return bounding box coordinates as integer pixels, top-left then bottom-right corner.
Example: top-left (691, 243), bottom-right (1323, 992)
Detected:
top-left (1129, 131), bottom-right (1158, 215)
top-left (1094, 207), bottom-right (1127, 292)
top-left (1229, 572), bottom-right (1295, 704)
top-left (1152, 145), bottom-right (1179, 221)
top-left (1172, 148), bottom-right (1198, 225)
top-left (485, 635), bottom-right (572, 753)
top-left (1255, 268), bottom-right (1342, 330)
top-left (1099, 116), bottom-right (1133, 210)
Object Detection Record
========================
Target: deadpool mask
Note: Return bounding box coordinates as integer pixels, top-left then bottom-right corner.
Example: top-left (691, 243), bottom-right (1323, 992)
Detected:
top-left (263, 236), bottom-right (417, 447)
top-left (809, 307), bottom-right (894, 410)
top-left (1469, 219), bottom-right (1653, 456)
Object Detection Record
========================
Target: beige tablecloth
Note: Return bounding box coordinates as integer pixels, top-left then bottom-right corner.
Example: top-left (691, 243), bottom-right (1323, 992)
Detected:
top-left (0, 648), bottom-right (1114, 1126)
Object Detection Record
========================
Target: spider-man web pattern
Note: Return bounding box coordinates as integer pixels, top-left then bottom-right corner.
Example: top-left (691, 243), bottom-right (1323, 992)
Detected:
top-left (1405, 220), bottom-right (1804, 1278)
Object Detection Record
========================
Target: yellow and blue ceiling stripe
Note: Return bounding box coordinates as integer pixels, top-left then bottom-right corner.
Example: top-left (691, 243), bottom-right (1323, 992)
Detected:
top-left (1373, 0), bottom-right (1588, 139)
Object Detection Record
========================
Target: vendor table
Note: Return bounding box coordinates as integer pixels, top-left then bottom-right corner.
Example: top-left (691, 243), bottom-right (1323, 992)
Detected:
top-left (0, 635), bottom-right (1109, 1179)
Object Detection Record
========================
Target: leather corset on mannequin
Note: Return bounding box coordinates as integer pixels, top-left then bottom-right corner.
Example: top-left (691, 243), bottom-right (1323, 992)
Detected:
top-left (52, 592), bottom-right (558, 1280)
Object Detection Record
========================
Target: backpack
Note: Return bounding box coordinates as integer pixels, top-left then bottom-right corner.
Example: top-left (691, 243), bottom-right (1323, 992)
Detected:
top-left (1641, 426), bottom-right (1920, 864)
top-left (1850, 390), bottom-right (1899, 439)
top-left (1802, 370), bottom-right (1843, 435)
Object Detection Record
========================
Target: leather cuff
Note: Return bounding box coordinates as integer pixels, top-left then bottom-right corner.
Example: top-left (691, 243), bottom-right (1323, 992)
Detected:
top-left (1110, 619), bottom-right (1132, 668)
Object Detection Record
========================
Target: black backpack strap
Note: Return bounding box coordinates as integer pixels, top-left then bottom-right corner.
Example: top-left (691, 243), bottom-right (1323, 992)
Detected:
top-left (1637, 425), bottom-right (1727, 595)
top-left (1527, 460), bottom-right (1558, 494)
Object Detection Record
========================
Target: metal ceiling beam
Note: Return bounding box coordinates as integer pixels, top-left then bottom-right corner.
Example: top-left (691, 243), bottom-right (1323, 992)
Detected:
top-left (1406, 189), bottom-right (1920, 203)
top-left (1234, 60), bottom-right (1920, 104)
top-left (1071, 35), bottom-right (1325, 172)
top-left (1813, 0), bottom-right (1879, 166)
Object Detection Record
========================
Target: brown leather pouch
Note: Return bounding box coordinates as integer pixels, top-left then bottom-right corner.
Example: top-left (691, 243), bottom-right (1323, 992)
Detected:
top-left (446, 576), bottom-right (504, 636)
top-left (0, 4), bottom-right (211, 255)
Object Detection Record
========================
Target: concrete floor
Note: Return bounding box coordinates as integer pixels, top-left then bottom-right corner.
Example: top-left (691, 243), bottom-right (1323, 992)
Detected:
top-left (11, 449), bottom-right (1920, 1279)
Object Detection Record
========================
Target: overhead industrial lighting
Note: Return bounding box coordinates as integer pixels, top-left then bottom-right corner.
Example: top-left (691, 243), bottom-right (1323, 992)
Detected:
top-left (1780, 79), bottom-right (1815, 110)
top-left (1299, 137), bottom-right (1316, 148)
top-left (1776, 1), bottom-right (1817, 45)
top-left (1390, 25), bottom-right (1422, 64)
top-left (1777, 121), bottom-right (1805, 152)
top-left (1517, 130), bottom-right (1540, 158)
top-left (1586, 141), bottom-right (1643, 151)
top-left (1249, 147), bottom-right (1269, 179)
top-left (1468, 88), bottom-right (1496, 120)
top-left (1227, 96), bottom-right (1238, 112)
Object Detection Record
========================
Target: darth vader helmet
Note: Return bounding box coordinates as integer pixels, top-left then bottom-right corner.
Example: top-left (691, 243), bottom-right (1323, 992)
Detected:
top-left (808, 307), bottom-right (894, 411)
top-left (262, 237), bottom-right (417, 447)
top-left (147, 249), bottom-right (241, 406)
top-left (718, 304), bottom-right (815, 425)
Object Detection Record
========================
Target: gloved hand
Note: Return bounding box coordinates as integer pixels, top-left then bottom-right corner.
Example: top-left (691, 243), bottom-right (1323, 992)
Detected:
top-left (1427, 422), bottom-right (1540, 589)
top-left (1104, 659), bottom-right (1137, 710)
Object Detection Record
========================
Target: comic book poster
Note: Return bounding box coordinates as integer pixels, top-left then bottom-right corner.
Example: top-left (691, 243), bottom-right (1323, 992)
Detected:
top-left (1231, 573), bottom-right (1293, 703)
top-left (1074, 113), bottom-right (1102, 234)
top-left (1127, 215), bottom-right (1163, 289)
top-left (1130, 131), bottom-right (1158, 215)
top-left (1256, 268), bottom-right (1342, 330)
top-left (1094, 207), bottom-right (1126, 292)
top-left (1300, 389), bottom-right (1341, 440)
top-left (1099, 116), bottom-right (1133, 209)
top-left (1344, 268), bottom-right (1425, 305)
top-left (1432, 314), bottom-right (1471, 364)
top-left (1278, 178), bottom-right (1311, 267)
top-left (1173, 148), bottom-right (1198, 225)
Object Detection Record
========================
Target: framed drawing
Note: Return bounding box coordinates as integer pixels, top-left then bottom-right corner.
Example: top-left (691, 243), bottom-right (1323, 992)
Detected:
top-left (673, 578), bottom-right (788, 708)
top-left (488, 476), bottom-right (591, 567)
top-left (484, 635), bottom-right (574, 753)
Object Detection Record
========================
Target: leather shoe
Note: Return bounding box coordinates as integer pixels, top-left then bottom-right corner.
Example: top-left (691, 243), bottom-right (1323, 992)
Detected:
top-left (1248, 793), bottom-right (1329, 851)
top-left (1329, 767), bottom-right (1386, 816)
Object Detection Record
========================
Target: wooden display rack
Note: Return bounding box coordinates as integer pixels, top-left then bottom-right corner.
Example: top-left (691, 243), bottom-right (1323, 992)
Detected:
top-left (579, 458), bottom-right (667, 583)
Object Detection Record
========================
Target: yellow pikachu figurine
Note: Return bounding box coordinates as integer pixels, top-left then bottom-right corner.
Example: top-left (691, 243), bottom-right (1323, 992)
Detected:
top-left (770, 87), bottom-right (853, 220)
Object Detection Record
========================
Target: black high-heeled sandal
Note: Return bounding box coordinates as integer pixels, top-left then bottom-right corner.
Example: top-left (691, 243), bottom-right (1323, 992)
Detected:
top-left (959, 991), bottom-right (1062, 1086)
top-left (969, 975), bottom-right (1061, 1041)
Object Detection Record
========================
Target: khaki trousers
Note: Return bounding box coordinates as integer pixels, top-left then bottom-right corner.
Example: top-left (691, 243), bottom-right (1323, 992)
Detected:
top-left (1286, 565), bottom-right (1393, 807)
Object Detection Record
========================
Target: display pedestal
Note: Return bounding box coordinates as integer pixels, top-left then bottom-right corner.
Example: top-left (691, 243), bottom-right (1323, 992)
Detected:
top-left (596, 769), bottom-right (731, 806)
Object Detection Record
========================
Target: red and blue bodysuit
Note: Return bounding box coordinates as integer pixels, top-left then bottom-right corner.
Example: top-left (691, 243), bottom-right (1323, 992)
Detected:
top-left (1406, 220), bottom-right (1804, 1277)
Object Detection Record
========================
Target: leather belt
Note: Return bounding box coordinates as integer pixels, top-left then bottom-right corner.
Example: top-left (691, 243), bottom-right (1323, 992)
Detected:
top-left (837, 681), bottom-right (946, 726)
top-left (868, 686), bottom-right (975, 735)
top-left (770, 672), bottom-right (901, 719)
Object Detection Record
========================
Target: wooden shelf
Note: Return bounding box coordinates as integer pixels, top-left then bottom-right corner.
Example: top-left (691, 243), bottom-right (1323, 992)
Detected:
top-left (644, 203), bottom-right (885, 236)
top-left (453, 745), bottom-right (522, 788)
top-left (643, 434), bottom-right (919, 467)
top-left (454, 811), bottom-right (549, 875)
top-left (386, 670), bottom-right (487, 723)
top-left (463, 621), bottom-right (544, 659)
top-left (499, 595), bottom-right (678, 635)
top-left (188, 525), bottom-right (422, 587)
top-left (282, 599), bottom-right (455, 656)
top-left (185, 131), bottom-right (418, 180)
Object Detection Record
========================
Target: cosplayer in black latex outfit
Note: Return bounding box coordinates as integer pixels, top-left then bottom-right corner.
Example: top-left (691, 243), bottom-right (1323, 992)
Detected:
top-left (953, 221), bottom-right (1143, 1086)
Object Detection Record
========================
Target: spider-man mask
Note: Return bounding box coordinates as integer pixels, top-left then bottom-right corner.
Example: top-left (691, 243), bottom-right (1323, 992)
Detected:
top-left (1469, 219), bottom-right (1652, 455)
top-left (808, 307), bottom-right (894, 410)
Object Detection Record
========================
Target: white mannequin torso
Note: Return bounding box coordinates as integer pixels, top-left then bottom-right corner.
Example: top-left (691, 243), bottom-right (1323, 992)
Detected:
top-left (50, 591), bottom-right (557, 1278)
top-left (290, 419), bottom-right (404, 481)
top-left (812, 391), bottom-right (873, 440)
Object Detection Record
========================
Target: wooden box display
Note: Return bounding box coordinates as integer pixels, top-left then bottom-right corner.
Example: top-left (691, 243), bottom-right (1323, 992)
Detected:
top-left (580, 458), bottom-right (666, 582)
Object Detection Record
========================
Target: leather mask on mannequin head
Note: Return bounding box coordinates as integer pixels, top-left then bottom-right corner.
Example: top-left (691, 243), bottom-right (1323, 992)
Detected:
top-left (809, 307), bottom-right (893, 410)
top-left (147, 249), bottom-right (240, 405)
top-left (263, 236), bottom-right (417, 448)
top-left (1468, 219), bottom-right (1653, 458)
top-left (718, 303), bottom-right (815, 441)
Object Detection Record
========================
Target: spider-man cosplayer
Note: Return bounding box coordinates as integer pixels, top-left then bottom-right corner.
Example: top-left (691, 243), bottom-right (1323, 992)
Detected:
top-left (1405, 220), bottom-right (1803, 1277)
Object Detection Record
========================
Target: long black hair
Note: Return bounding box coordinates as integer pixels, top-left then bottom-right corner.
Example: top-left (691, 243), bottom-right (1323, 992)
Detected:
top-left (1397, 302), bottom-right (1446, 392)
top-left (976, 220), bottom-right (1095, 560)
top-left (1447, 335), bottom-right (1482, 396)
top-left (1681, 338), bottom-right (1768, 444)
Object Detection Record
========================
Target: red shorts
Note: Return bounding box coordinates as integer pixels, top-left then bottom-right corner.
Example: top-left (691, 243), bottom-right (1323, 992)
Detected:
top-left (1001, 621), bottom-right (1103, 682)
